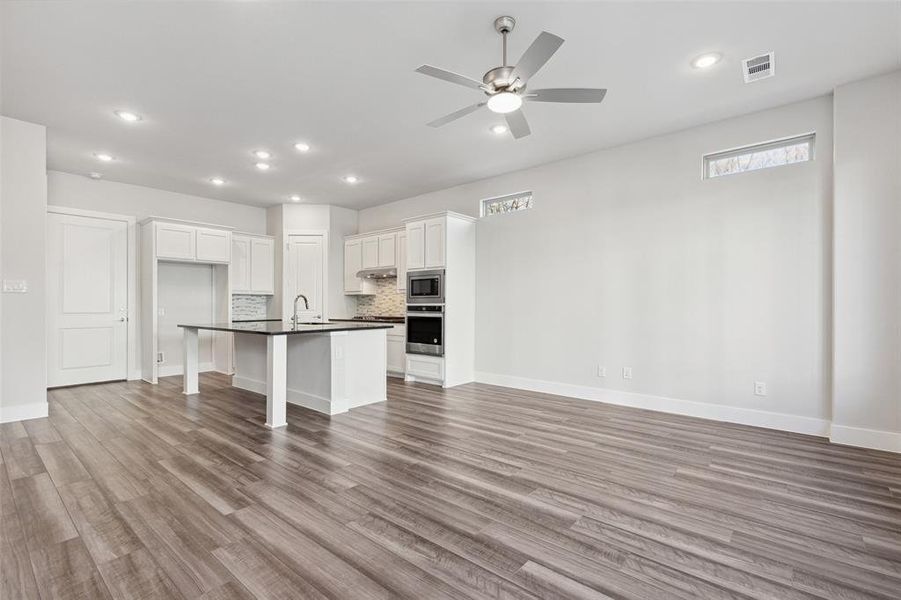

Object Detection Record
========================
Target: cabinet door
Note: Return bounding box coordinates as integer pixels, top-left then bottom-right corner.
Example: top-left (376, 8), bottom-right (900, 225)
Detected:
top-left (396, 232), bottom-right (407, 291)
top-left (344, 240), bottom-right (363, 293)
top-left (424, 217), bottom-right (445, 268)
top-left (231, 236), bottom-right (251, 292)
top-left (250, 237), bottom-right (274, 294)
top-left (196, 228), bottom-right (231, 263)
top-left (405, 222), bottom-right (425, 270)
top-left (387, 335), bottom-right (405, 375)
top-left (155, 223), bottom-right (195, 260)
top-left (361, 236), bottom-right (379, 269)
top-left (378, 233), bottom-right (396, 268)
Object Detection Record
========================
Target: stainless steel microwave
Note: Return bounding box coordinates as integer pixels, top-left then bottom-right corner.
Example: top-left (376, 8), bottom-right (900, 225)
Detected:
top-left (406, 269), bottom-right (445, 304)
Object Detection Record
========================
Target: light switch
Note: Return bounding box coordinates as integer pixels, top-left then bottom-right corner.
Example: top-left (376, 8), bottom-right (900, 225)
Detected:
top-left (2, 279), bottom-right (28, 293)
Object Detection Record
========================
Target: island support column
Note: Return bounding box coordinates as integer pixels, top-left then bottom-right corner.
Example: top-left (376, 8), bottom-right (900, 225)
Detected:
top-left (182, 327), bottom-right (199, 395)
top-left (265, 335), bottom-right (288, 428)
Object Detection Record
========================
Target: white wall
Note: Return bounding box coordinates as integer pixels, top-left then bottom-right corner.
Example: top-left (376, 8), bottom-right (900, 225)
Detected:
top-left (48, 171), bottom-right (268, 378)
top-left (0, 116), bottom-right (48, 422)
top-left (360, 96), bottom-right (834, 434)
top-left (832, 70), bottom-right (901, 452)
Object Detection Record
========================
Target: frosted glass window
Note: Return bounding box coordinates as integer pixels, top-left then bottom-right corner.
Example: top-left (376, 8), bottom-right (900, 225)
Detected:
top-left (481, 191), bottom-right (533, 217)
top-left (704, 133), bottom-right (814, 179)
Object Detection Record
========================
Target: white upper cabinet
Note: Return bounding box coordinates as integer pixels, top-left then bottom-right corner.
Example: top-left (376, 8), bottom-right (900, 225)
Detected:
top-left (344, 239), bottom-right (375, 294)
top-left (231, 236), bottom-right (251, 292)
top-left (154, 221), bottom-right (232, 264)
top-left (396, 231), bottom-right (407, 291)
top-left (155, 223), bottom-right (196, 261)
top-left (405, 221), bottom-right (425, 270)
top-left (361, 236), bottom-right (380, 269)
top-left (196, 227), bottom-right (231, 263)
top-left (231, 234), bottom-right (274, 295)
top-left (378, 233), bottom-right (397, 268)
top-left (424, 217), bottom-right (445, 268)
top-left (250, 237), bottom-right (274, 294)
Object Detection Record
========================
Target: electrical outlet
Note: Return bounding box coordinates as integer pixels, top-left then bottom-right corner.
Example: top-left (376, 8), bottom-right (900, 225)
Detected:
top-left (754, 381), bottom-right (767, 396)
top-left (158, 307), bottom-right (166, 317)
top-left (596, 365), bottom-right (606, 378)
top-left (157, 352), bottom-right (165, 364)
top-left (623, 367), bottom-right (633, 380)
top-left (2, 279), bottom-right (28, 293)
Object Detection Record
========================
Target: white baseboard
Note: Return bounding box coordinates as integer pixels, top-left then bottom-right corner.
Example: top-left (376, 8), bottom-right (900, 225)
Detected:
top-left (474, 371), bottom-right (831, 437)
top-left (830, 424), bottom-right (901, 453)
top-left (0, 402), bottom-right (49, 423)
top-left (158, 362), bottom-right (215, 378)
top-left (232, 375), bottom-right (336, 415)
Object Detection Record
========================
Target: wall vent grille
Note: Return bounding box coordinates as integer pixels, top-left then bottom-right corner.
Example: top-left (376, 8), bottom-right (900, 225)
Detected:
top-left (742, 52), bottom-right (775, 83)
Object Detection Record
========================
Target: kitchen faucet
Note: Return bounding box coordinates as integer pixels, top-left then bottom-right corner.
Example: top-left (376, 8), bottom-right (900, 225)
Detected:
top-left (292, 293), bottom-right (310, 328)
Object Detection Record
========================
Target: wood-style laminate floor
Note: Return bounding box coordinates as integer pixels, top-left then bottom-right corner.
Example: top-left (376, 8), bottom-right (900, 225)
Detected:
top-left (2, 373), bottom-right (900, 599)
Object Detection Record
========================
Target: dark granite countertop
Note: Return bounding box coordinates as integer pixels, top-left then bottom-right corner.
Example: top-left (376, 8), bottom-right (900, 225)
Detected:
top-left (177, 320), bottom-right (393, 336)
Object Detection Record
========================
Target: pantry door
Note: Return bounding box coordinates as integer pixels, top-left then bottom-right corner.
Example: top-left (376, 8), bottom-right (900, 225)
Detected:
top-left (46, 211), bottom-right (128, 386)
top-left (286, 234), bottom-right (326, 323)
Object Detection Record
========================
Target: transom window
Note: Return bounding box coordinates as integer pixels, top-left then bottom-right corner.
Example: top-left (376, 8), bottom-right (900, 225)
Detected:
top-left (481, 191), bottom-right (533, 217)
top-left (703, 133), bottom-right (815, 179)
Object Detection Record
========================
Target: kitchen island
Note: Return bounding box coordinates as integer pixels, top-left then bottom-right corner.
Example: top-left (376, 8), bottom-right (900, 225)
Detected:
top-left (178, 320), bottom-right (392, 428)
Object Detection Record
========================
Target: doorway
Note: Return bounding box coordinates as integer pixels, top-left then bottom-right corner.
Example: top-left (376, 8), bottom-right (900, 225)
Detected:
top-left (46, 209), bottom-right (133, 387)
top-left (285, 233), bottom-right (327, 323)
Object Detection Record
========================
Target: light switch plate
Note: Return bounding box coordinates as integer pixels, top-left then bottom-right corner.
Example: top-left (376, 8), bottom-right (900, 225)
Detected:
top-left (623, 367), bottom-right (633, 380)
top-left (2, 279), bottom-right (28, 293)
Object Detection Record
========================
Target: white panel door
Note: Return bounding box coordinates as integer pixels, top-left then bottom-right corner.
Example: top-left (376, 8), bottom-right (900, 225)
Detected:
top-left (47, 213), bottom-right (128, 386)
top-left (155, 223), bottom-right (195, 260)
top-left (287, 235), bottom-right (324, 322)
top-left (378, 233), bottom-right (397, 268)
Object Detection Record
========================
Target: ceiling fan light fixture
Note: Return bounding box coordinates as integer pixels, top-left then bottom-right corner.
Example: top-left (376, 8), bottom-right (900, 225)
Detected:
top-left (487, 92), bottom-right (522, 114)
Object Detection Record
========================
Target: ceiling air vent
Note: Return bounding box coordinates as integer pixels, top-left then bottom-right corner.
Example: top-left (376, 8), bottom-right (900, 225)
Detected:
top-left (742, 52), bottom-right (775, 83)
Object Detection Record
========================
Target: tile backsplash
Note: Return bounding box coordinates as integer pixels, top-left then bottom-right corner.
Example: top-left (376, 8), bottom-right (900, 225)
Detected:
top-left (356, 278), bottom-right (405, 316)
top-left (232, 294), bottom-right (270, 320)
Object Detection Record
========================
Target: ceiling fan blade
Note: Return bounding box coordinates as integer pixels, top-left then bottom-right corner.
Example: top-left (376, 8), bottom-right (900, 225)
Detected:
top-left (415, 65), bottom-right (486, 90)
top-left (527, 88), bottom-right (607, 103)
top-left (504, 109), bottom-right (531, 139)
top-left (510, 32), bottom-right (564, 83)
top-left (426, 102), bottom-right (485, 128)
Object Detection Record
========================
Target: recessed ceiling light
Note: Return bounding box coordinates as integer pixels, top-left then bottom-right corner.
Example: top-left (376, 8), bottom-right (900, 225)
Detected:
top-left (490, 124), bottom-right (508, 135)
top-left (343, 175), bottom-right (359, 184)
top-left (691, 53), bottom-right (722, 69)
top-left (94, 152), bottom-right (114, 162)
top-left (209, 177), bottom-right (225, 186)
top-left (294, 142), bottom-right (311, 152)
top-left (255, 162), bottom-right (271, 171)
top-left (289, 194), bottom-right (301, 202)
top-left (88, 172), bottom-right (103, 180)
top-left (487, 91), bottom-right (522, 114)
top-left (252, 150), bottom-right (271, 160)
top-left (114, 110), bottom-right (141, 122)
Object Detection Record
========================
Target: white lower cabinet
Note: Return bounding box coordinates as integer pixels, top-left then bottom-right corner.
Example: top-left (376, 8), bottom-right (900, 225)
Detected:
top-left (405, 353), bottom-right (444, 384)
top-left (387, 325), bottom-right (405, 377)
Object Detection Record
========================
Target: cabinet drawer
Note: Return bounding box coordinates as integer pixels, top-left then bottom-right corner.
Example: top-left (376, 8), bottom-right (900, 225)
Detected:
top-left (405, 354), bottom-right (444, 382)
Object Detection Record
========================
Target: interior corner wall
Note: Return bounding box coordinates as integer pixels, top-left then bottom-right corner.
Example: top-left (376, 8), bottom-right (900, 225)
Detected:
top-left (359, 96), bottom-right (834, 436)
top-left (0, 116), bottom-right (48, 422)
top-left (832, 69), bottom-right (901, 452)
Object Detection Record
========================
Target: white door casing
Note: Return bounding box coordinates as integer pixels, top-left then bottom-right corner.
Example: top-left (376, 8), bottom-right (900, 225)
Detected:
top-left (47, 212), bottom-right (128, 386)
top-left (286, 234), bottom-right (325, 322)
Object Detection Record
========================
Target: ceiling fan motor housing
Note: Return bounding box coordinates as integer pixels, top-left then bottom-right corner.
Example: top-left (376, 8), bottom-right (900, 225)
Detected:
top-left (482, 66), bottom-right (521, 93)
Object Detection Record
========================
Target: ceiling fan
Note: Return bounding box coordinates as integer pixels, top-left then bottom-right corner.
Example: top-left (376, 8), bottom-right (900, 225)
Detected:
top-left (416, 16), bottom-right (607, 139)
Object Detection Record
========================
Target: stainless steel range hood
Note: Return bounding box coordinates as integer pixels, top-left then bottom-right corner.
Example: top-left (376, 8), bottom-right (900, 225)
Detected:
top-left (356, 267), bottom-right (397, 279)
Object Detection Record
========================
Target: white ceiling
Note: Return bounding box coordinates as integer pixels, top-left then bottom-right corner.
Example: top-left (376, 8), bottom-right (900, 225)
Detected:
top-left (2, 1), bottom-right (899, 209)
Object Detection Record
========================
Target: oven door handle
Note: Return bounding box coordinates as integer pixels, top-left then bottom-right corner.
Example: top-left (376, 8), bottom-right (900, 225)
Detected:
top-left (406, 314), bottom-right (443, 318)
